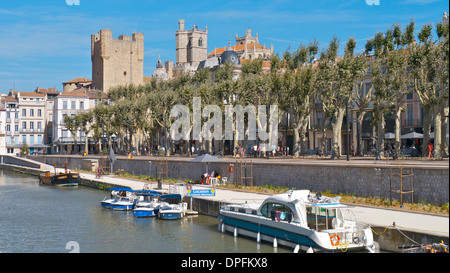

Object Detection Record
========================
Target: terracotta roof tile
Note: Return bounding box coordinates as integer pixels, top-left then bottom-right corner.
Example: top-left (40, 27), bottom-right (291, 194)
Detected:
top-left (208, 42), bottom-right (269, 57)
top-left (63, 77), bottom-right (92, 84)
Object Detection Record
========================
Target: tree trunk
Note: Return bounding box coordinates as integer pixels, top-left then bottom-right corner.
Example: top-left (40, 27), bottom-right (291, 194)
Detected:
top-left (376, 112), bottom-right (385, 160)
top-left (422, 107), bottom-right (432, 157)
top-left (293, 124), bottom-right (300, 158)
top-left (433, 106), bottom-right (442, 160)
top-left (394, 107), bottom-right (402, 154)
top-left (441, 105), bottom-right (449, 156)
top-left (357, 111), bottom-right (365, 156)
top-left (331, 108), bottom-right (344, 159)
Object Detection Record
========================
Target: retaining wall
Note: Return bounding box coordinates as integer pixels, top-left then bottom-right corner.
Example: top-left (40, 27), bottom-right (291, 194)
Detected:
top-left (30, 156), bottom-right (449, 206)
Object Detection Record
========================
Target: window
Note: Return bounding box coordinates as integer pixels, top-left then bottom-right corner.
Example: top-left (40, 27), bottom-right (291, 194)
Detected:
top-left (63, 101), bottom-right (68, 110)
top-left (38, 135), bottom-right (42, 144)
top-left (306, 207), bottom-right (336, 231)
top-left (30, 122), bottom-right (34, 131)
top-left (30, 109), bottom-right (34, 117)
top-left (124, 71), bottom-right (127, 76)
top-left (6, 125), bottom-right (11, 132)
top-left (37, 122), bottom-right (42, 131)
top-left (198, 38), bottom-right (203, 47)
top-left (37, 109), bottom-right (42, 117)
top-left (7, 112), bottom-right (10, 119)
top-left (22, 135), bottom-right (26, 145)
top-left (30, 135), bottom-right (34, 146)
top-left (14, 125), bottom-right (18, 132)
top-left (260, 203), bottom-right (293, 223)
top-left (22, 122), bottom-right (26, 130)
top-left (80, 101), bottom-right (84, 110)
top-left (71, 101), bottom-right (76, 110)
top-left (15, 113), bottom-right (18, 119)
top-left (22, 109), bottom-right (26, 117)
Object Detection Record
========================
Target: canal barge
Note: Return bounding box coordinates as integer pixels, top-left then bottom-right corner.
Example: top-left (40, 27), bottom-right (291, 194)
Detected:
top-left (218, 190), bottom-right (374, 253)
top-left (39, 161), bottom-right (79, 187)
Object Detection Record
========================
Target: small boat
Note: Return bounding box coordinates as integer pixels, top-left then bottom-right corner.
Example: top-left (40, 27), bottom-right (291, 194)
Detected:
top-left (218, 190), bottom-right (375, 253)
top-left (158, 203), bottom-right (187, 220)
top-left (133, 192), bottom-right (162, 218)
top-left (110, 190), bottom-right (138, 211)
top-left (101, 187), bottom-right (132, 209)
top-left (39, 161), bottom-right (79, 187)
top-left (158, 194), bottom-right (187, 220)
top-left (110, 195), bottom-right (137, 211)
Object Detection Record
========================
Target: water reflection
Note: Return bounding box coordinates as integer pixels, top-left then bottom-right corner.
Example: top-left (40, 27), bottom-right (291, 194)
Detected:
top-left (0, 170), bottom-right (288, 253)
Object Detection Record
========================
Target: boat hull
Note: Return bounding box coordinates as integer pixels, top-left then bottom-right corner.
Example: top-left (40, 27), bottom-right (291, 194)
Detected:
top-left (111, 203), bottom-right (134, 211)
top-left (159, 211), bottom-right (183, 220)
top-left (101, 199), bottom-right (114, 209)
top-left (133, 208), bottom-right (159, 217)
top-left (219, 211), bottom-right (372, 253)
top-left (39, 172), bottom-right (79, 187)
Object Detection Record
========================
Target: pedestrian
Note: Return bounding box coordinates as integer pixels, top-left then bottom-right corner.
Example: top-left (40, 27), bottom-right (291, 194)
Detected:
top-left (287, 146), bottom-right (289, 156)
top-left (96, 165), bottom-right (102, 179)
top-left (191, 145), bottom-right (195, 156)
top-left (351, 142), bottom-right (355, 157)
top-left (427, 141), bottom-right (433, 159)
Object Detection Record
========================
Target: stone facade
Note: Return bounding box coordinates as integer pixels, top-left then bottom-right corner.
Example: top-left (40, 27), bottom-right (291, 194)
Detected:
top-left (174, 20), bottom-right (208, 76)
top-left (91, 29), bottom-right (144, 92)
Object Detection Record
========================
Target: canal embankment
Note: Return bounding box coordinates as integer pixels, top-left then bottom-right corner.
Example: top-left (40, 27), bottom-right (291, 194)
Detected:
top-left (1, 154), bottom-right (448, 253)
top-left (29, 154), bottom-right (449, 207)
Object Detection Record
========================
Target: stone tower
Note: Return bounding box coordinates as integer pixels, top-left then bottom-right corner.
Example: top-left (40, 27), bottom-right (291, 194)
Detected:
top-left (91, 29), bottom-right (144, 92)
top-left (175, 19), bottom-right (208, 68)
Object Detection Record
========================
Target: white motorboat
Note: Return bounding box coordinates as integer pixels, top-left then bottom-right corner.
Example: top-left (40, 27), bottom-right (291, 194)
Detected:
top-left (218, 190), bottom-right (375, 253)
top-left (101, 187), bottom-right (131, 209)
top-left (158, 203), bottom-right (187, 220)
top-left (133, 192), bottom-right (163, 218)
top-left (158, 194), bottom-right (187, 220)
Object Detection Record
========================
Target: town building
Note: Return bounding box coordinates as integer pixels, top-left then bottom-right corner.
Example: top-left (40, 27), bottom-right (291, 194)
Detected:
top-left (62, 77), bottom-right (92, 92)
top-left (52, 87), bottom-right (108, 154)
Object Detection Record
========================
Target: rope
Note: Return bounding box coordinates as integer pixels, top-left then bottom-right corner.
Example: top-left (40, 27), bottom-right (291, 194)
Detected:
top-left (371, 223), bottom-right (423, 246)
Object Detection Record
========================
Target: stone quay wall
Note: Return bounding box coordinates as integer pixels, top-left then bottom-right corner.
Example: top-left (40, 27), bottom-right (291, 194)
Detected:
top-left (30, 156), bottom-right (449, 206)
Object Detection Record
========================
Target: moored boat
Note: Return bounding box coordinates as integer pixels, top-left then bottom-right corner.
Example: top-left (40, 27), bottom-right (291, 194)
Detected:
top-left (218, 190), bottom-right (375, 253)
top-left (133, 192), bottom-right (162, 217)
top-left (39, 161), bottom-right (79, 187)
top-left (101, 187), bottom-right (132, 209)
top-left (158, 194), bottom-right (187, 220)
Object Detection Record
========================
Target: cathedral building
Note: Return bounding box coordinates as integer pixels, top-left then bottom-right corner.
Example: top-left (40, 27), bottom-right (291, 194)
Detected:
top-left (173, 20), bottom-right (208, 77)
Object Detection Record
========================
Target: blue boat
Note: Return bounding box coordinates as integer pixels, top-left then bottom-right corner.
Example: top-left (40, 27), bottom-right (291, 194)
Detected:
top-left (101, 187), bottom-right (133, 209)
top-left (133, 192), bottom-right (162, 218)
top-left (158, 194), bottom-right (187, 220)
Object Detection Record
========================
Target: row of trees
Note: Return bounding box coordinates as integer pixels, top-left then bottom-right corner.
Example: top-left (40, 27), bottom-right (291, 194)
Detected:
top-left (65, 17), bottom-right (448, 159)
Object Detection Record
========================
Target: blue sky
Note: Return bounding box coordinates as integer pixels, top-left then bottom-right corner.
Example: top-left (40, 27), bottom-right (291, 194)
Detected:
top-left (0, 0), bottom-right (448, 93)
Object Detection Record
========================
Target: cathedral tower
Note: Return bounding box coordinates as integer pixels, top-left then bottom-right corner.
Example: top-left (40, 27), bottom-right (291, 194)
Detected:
top-left (175, 19), bottom-right (208, 68)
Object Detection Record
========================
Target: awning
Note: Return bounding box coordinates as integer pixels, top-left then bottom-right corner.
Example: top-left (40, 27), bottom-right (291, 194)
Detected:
top-left (400, 132), bottom-right (423, 139)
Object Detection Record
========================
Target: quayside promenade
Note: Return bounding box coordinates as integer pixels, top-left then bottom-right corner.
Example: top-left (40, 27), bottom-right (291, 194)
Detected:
top-left (1, 154), bottom-right (448, 253)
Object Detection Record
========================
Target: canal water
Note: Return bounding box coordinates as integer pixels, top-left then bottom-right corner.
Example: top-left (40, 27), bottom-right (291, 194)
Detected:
top-left (0, 170), bottom-right (289, 253)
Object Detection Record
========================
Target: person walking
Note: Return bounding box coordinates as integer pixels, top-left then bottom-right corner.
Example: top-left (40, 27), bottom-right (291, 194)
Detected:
top-left (427, 141), bottom-right (433, 159)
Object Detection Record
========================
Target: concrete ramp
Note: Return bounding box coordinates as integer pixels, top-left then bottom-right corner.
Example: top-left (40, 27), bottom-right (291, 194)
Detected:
top-left (0, 155), bottom-right (55, 171)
